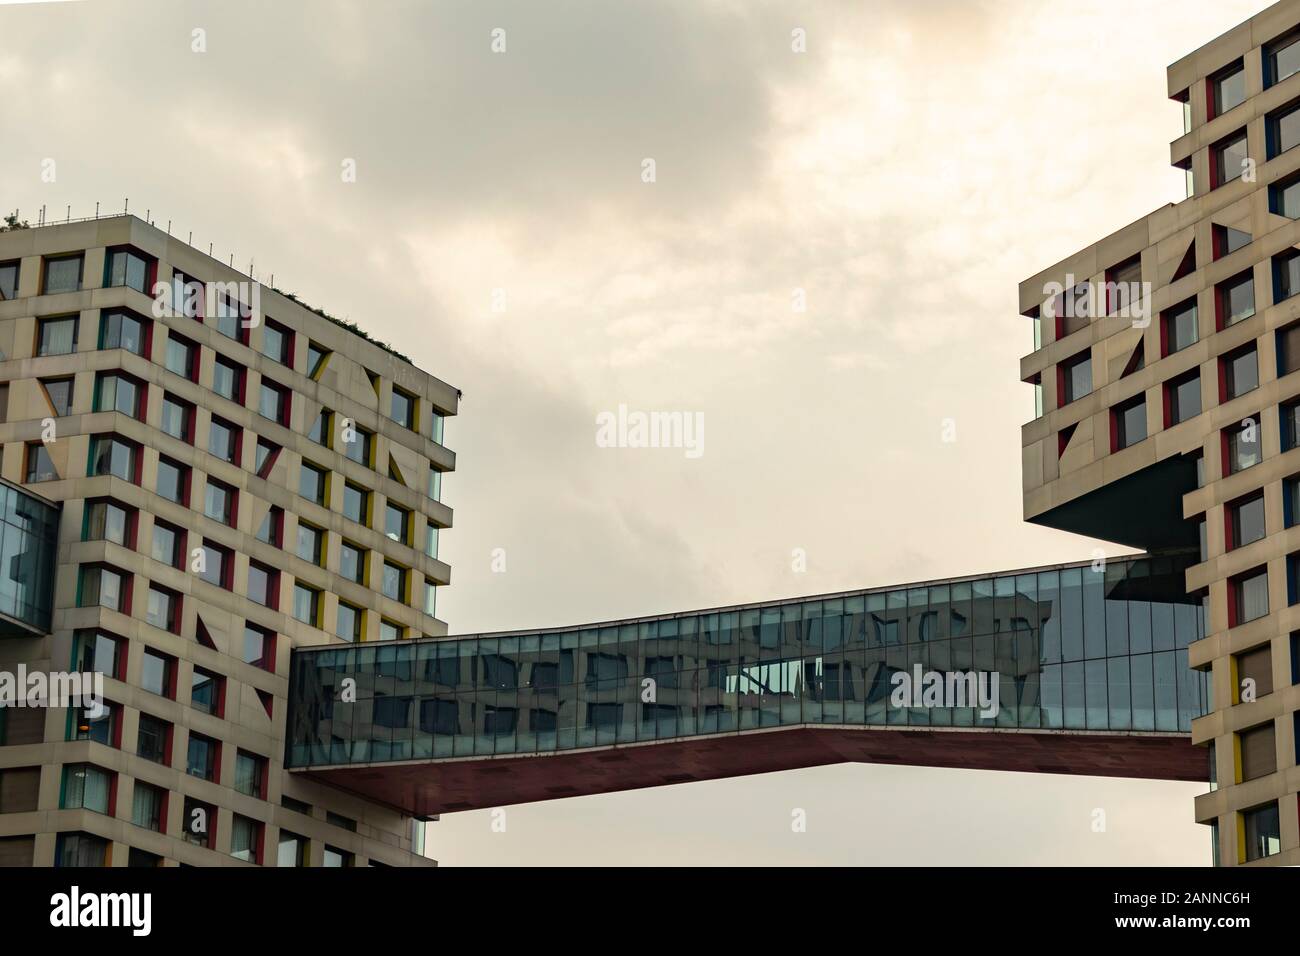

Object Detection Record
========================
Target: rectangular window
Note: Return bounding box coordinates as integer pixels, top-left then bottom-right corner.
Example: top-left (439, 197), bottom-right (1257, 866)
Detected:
top-left (1226, 418), bottom-right (1262, 474)
top-left (24, 443), bottom-right (56, 483)
top-left (1269, 99), bottom-right (1300, 160)
top-left (1270, 172), bottom-right (1300, 219)
top-left (1242, 802), bottom-right (1281, 862)
top-left (278, 831), bottom-right (307, 867)
top-left (343, 483), bottom-right (369, 523)
top-left (1111, 395), bottom-right (1146, 451)
top-left (1230, 567), bottom-right (1269, 627)
top-left (339, 541), bottom-right (365, 583)
top-left (191, 667), bottom-right (224, 716)
top-left (255, 506), bottom-right (284, 547)
top-left (203, 478), bottom-right (236, 526)
top-left (1058, 350), bottom-right (1092, 405)
top-left (75, 630), bottom-right (123, 680)
top-left (208, 417), bottom-right (240, 463)
top-left (197, 541), bottom-right (232, 589)
top-left (1222, 344), bottom-right (1258, 400)
top-left (1228, 492), bottom-right (1266, 550)
top-left (88, 435), bottom-right (139, 482)
top-left (140, 649), bottom-right (175, 697)
top-left (212, 356), bottom-right (244, 403)
top-left (258, 379), bottom-right (289, 425)
top-left (156, 456), bottom-right (189, 504)
top-left (261, 319), bottom-right (292, 365)
top-left (384, 503), bottom-right (410, 544)
top-left (61, 764), bottom-right (112, 814)
top-left (131, 781), bottom-right (164, 832)
top-left (181, 797), bottom-right (214, 848)
top-left (293, 583), bottom-right (320, 626)
top-left (343, 427), bottom-right (372, 466)
top-left (37, 316), bottom-right (78, 356)
top-left (391, 387), bottom-right (417, 429)
top-left (234, 751), bottom-right (267, 799)
top-left (79, 565), bottom-right (127, 613)
top-left (164, 333), bottom-right (198, 381)
top-left (1210, 59), bottom-right (1246, 117)
top-left (1165, 370), bottom-right (1200, 426)
top-left (300, 462), bottom-right (328, 505)
top-left (379, 618), bottom-right (402, 642)
top-left (424, 524), bottom-right (439, 560)
top-left (93, 371), bottom-right (142, 417)
top-left (1236, 644), bottom-right (1273, 701)
top-left (186, 732), bottom-right (218, 781)
top-left (430, 411), bottom-right (446, 445)
top-left (159, 394), bottom-right (194, 443)
top-left (243, 624), bottom-right (275, 669)
top-left (382, 561), bottom-right (407, 603)
top-left (0, 260), bottom-right (18, 300)
top-left (307, 341), bottom-right (329, 378)
top-left (98, 309), bottom-right (147, 355)
top-left (146, 586), bottom-right (180, 633)
top-left (428, 466), bottom-right (442, 502)
top-left (170, 272), bottom-right (204, 319)
top-left (1217, 270), bottom-right (1255, 328)
top-left (336, 601), bottom-right (362, 642)
top-left (246, 561), bottom-right (278, 609)
top-left (85, 499), bottom-right (132, 548)
top-left (104, 247), bottom-right (152, 294)
top-left (308, 409), bottom-right (331, 446)
top-left (1267, 26), bottom-right (1300, 87)
top-left (231, 816), bottom-right (262, 864)
top-left (297, 521), bottom-right (325, 565)
top-left (1239, 722), bottom-right (1276, 781)
top-left (1280, 322), bottom-right (1300, 381)
top-left (424, 580), bottom-right (437, 617)
top-left (1285, 474), bottom-right (1300, 528)
top-left (214, 292), bottom-right (248, 342)
top-left (56, 833), bottom-right (108, 867)
top-left (1162, 299), bottom-right (1198, 355)
top-left (42, 254), bottom-right (82, 294)
top-left (323, 845), bottom-right (353, 867)
top-left (40, 376), bottom-right (74, 416)
top-left (1211, 130), bottom-right (1248, 188)
top-left (136, 713), bottom-right (170, 764)
top-left (254, 438), bottom-right (280, 478)
top-left (1213, 224), bottom-right (1251, 260)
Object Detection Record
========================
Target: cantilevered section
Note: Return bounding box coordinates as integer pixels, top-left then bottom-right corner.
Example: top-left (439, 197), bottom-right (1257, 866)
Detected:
top-left (288, 556), bottom-right (1210, 815)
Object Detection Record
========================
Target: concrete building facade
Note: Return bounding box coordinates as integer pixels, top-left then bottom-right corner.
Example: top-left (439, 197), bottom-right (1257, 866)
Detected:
top-left (1020, 0), bottom-right (1300, 867)
top-left (0, 214), bottom-right (456, 865)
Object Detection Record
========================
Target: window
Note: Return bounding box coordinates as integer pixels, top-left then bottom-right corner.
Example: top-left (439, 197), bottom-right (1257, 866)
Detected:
top-left (61, 765), bottom-right (112, 815)
top-left (0, 260), bottom-right (17, 300)
top-left (182, 797), bottom-right (215, 848)
top-left (104, 247), bottom-right (152, 294)
top-left (255, 506), bottom-right (284, 547)
top-left (1211, 130), bottom-right (1248, 188)
top-left (1242, 802), bottom-right (1281, 862)
top-left (297, 521), bottom-right (325, 565)
top-left (234, 750), bottom-right (267, 798)
top-left (75, 630), bottom-right (123, 680)
top-left (339, 541), bottom-right (366, 583)
top-left (1286, 474), bottom-right (1300, 528)
top-left (1165, 370), bottom-right (1200, 426)
top-left (424, 580), bottom-right (437, 616)
top-left (160, 394), bottom-right (194, 442)
top-left (255, 438), bottom-right (280, 478)
top-left (391, 387), bottom-right (417, 429)
top-left (1269, 171), bottom-right (1300, 219)
top-left (191, 667), bottom-right (224, 716)
top-left (170, 271), bottom-right (204, 318)
top-left (1267, 25), bottom-right (1300, 87)
top-left (197, 541), bottom-right (233, 589)
top-left (1236, 644), bottom-right (1273, 701)
top-left (308, 409), bottom-right (332, 446)
top-left (1230, 567), bottom-right (1269, 627)
top-left (382, 561), bottom-right (407, 602)
top-left (258, 378), bottom-right (289, 425)
top-left (336, 601), bottom-right (362, 642)
top-left (1222, 344), bottom-right (1258, 401)
top-left (379, 618), bottom-right (402, 642)
top-left (293, 583), bottom-right (320, 626)
top-left (307, 341), bottom-right (330, 378)
top-left (79, 565), bottom-right (127, 612)
top-left (1111, 395), bottom-right (1146, 451)
top-left (343, 426), bottom-right (372, 465)
top-left (203, 417), bottom-right (238, 465)
top-left (1269, 99), bottom-right (1300, 160)
top-left (1161, 299), bottom-right (1197, 355)
top-left (1213, 224), bottom-right (1251, 259)
top-left (156, 456), bottom-right (189, 504)
top-left (1052, 283), bottom-right (1089, 339)
top-left (430, 411), bottom-right (446, 445)
top-left (55, 832), bottom-right (107, 867)
top-left (85, 499), bottom-right (133, 547)
top-left (243, 624), bottom-right (275, 669)
top-left (231, 815), bottom-right (263, 864)
top-left (385, 503), bottom-right (410, 544)
top-left (214, 291), bottom-right (248, 342)
top-left (1216, 270), bottom-right (1254, 328)
top-left (131, 781), bottom-right (165, 832)
top-left (42, 254), bottom-right (82, 294)
top-left (323, 845), bottom-right (353, 867)
top-left (300, 462), bottom-right (328, 505)
top-left (326, 811), bottom-right (357, 832)
top-left (278, 831), bottom-right (307, 867)
top-left (424, 524), bottom-right (439, 559)
top-left (204, 478), bottom-right (236, 526)
top-left (75, 699), bottom-right (119, 746)
top-left (1240, 723), bottom-right (1276, 780)
top-left (39, 376), bottom-right (73, 416)
top-left (83, 433), bottom-right (133, 483)
top-left (146, 585), bottom-right (180, 633)
top-left (186, 731), bottom-right (218, 781)
top-left (247, 561), bottom-right (278, 609)
top-left (127, 848), bottom-right (162, 868)
top-left (164, 333), bottom-right (198, 380)
top-left (37, 316), bottom-right (77, 356)
top-left (1058, 350), bottom-right (1091, 405)
top-left (1228, 492), bottom-right (1266, 550)
top-left (24, 443), bottom-right (55, 483)
top-left (428, 466), bottom-right (442, 502)
top-left (1103, 255), bottom-right (1141, 316)
top-left (212, 356), bottom-right (244, 403)
top-left (1210, 59), bottom-right (1245, 117)
top-left (93, 371), bottom-right (143, 417)
top-left (343, 482), bottom-right (369, 523)
top-left (261, 319), bottom-right (292, 365)
top-left (1226, 418), bottom-right (1261, 473)
top-left (140, 649), bottom-right (175, 697)
top-left (136, 713), bottom-right (170, 764)
top-left (98, 308), bottom-right (147, 354)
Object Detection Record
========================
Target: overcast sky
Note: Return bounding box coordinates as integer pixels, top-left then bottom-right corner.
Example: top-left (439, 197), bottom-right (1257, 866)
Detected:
top-left (2, 0), bottom-right (1272, 865)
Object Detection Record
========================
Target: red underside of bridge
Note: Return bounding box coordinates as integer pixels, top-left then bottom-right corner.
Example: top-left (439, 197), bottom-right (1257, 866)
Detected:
top-left (302, 727), bottom-right (1206, 817)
